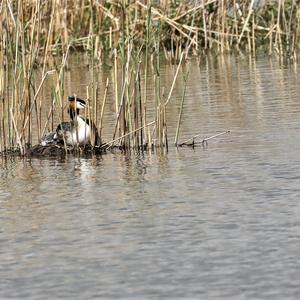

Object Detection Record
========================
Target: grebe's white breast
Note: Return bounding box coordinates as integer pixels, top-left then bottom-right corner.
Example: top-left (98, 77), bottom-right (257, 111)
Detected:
top-left (70, 115), bottom-right (91, 145)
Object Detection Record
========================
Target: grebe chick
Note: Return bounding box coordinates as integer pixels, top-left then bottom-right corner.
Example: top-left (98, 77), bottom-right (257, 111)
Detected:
top-left (40, 131), bottom-right (57, 146)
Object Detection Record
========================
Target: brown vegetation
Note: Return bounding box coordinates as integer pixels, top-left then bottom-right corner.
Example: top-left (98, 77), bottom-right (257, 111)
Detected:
top-left (1, 0), bottom-right (300, 155)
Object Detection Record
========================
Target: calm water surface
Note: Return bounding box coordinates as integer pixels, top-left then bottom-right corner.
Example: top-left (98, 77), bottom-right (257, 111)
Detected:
top-left (1, 55), bottom-right (300, 299)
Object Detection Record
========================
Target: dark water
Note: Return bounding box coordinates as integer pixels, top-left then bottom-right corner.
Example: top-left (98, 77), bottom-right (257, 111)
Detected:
top-left (1, 55), bottom-right (300, 299)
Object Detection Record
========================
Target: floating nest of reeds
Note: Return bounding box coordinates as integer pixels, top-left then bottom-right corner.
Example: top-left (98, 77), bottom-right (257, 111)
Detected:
top-left (0, 144), bottom-right (108, 157)
top-left (0, 140), bottom-right (157, 157)
top-left (27, 144), bottom-right (106, 157)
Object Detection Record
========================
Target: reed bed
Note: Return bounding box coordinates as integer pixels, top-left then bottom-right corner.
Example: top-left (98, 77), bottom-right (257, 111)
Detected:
top-left (1, 0), bottom-right (300, 155)
top-left (2, 0), bottom-right (300, 59)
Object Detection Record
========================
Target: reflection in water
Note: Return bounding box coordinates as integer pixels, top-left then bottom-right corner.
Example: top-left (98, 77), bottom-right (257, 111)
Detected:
top-left (1, 55), bottom-right (300, 299)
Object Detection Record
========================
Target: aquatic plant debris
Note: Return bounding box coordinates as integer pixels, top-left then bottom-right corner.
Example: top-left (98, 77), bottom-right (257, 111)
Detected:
top-left (178, 131), bottom-right (231, 147)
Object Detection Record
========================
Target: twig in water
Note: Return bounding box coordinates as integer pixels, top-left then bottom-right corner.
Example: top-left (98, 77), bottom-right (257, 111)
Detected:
top-left (178, 131), bottom-right (230, 147)
top-left (101, 120), bottom-right (156, 149)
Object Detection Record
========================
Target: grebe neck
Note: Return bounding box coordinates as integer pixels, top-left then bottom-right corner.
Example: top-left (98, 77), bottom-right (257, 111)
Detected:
top-left (68, 108), bottom-right (80, 120)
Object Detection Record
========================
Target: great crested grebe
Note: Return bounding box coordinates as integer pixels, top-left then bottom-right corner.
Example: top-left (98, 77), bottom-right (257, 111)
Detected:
top-left (41, 96), bottom-right (99, 147)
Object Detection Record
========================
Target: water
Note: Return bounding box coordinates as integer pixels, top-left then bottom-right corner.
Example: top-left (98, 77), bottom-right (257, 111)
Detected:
top-left (1, 55), bottom-right (300, 299)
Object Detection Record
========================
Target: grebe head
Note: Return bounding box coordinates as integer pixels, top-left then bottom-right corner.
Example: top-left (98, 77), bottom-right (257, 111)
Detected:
top-left (68, 96), bottom-right (87, 111)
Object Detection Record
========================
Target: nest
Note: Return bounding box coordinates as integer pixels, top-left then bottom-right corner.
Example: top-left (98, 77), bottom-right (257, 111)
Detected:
top-left (26, 144), bottom-right (68, 157)
top-left (1, 142), bottom-right (152, 157)
top-left (26, 144), bottom-right (106, 157)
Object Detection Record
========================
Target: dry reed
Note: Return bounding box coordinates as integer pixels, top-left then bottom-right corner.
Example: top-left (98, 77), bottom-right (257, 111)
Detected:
top-left (1, 0), bottom-right (300, 155)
